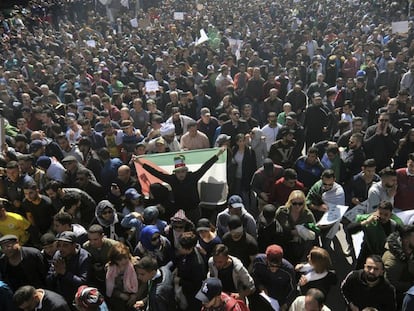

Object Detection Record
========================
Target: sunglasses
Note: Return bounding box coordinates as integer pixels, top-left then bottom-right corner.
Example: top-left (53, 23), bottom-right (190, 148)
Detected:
top-left (151, 235), bottom-right (160, 242)
top-left (173, 225), bottom-right (184, 229)
top-left (291, 201), bottom-right (304, 206)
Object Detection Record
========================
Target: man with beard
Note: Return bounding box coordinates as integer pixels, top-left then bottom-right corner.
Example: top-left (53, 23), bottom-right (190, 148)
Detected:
top-left (341, 255), bottom-right (397, 311)
top-left (348, 201), bottom-right (403, 269)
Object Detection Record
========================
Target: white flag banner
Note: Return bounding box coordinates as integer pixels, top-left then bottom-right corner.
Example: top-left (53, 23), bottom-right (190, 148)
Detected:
top-left (396, 210), bottom-right (414, 225)
top-left (352, 231), bottom-right (364, 258)
top-left (196, 29), bottom-right (209, 46)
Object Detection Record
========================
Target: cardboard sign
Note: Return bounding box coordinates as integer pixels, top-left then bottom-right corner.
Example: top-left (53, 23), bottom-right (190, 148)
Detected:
top-left (392, 21), bottom-right (409, 34)
top-left (86, 40), bottom-right (96, 48)
top-left (130, 18), bottom-right (138, 28)
top-left (145, 81), bottom-right (160, 93)
top-left (173, 12), bottom-right (185, 20)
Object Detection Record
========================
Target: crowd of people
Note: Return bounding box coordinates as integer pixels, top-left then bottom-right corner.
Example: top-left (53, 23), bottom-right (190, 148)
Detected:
top-left (1, 0), bottom-right (414, 310)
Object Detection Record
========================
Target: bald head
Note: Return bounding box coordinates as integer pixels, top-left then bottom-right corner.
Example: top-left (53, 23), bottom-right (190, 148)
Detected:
top-left (117, 165), bottom-right (131, 182)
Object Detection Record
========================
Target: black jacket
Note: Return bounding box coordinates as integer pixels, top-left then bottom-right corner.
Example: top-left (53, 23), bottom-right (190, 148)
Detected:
top-left (341, 269), bottom-right (396, 311)
top-left (143, 155), bottom-right (218, 212)
top-left (0, 246), bottom-right (48, 291)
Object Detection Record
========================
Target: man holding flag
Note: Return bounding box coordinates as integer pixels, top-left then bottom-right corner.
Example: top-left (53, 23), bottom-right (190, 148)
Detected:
top-left (135, 147), bottom-right (226, 222)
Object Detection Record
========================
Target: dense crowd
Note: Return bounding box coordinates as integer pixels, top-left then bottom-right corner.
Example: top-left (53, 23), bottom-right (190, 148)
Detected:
top-left (1, 0), bottom-right (414, 310)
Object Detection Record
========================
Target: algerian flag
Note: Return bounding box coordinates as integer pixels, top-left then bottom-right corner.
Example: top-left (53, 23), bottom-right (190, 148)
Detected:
top-left (135, 148), bottom-right (228, 206)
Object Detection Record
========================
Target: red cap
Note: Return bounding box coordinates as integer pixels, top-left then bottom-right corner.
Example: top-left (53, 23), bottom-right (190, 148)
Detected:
top-left (266, 244), bottom-right (283, 262)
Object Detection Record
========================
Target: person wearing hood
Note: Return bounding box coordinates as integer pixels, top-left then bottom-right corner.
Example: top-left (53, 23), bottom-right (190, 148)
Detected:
top-left (249, 127), bottom-right (268, 167)
top-left (216, 195), bottom-right (257, 239)
top-left (92, 200), bottom-right (127, 243)
top-left (133, 225), bottom-right (173, 267)
top-left (121, 206), bottom-right (167, 246)
top-left (382, 225), bottom-right (414, 308)
top-left (257, 204), bottom-right (285, 253)
top-left (164, 209), bottom-right (195, 255)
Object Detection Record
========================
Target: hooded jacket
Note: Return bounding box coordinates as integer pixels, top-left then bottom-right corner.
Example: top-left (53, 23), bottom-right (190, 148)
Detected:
top-left (383, 231), bottom-right (414, 294)
top-left (208, 255), bottom-right (255, 294)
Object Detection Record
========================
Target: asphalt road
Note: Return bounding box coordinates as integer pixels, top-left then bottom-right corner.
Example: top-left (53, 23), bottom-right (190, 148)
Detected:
top-left (325, 225), bottom-right (354, 310)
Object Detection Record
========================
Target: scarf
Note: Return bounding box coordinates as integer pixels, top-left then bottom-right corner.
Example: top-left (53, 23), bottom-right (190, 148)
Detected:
top-left (140, 225), bottom-right (160, 251)
top-left (106, 261), bottom-right (138, 297)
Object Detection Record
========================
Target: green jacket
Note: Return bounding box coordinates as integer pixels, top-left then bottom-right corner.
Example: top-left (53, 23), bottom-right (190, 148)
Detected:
top-left (355, 213), bottom-right (403, 255)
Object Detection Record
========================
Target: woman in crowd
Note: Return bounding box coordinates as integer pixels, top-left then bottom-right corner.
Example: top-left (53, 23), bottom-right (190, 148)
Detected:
top-left (105, 243), bottom-right (144, 311)
top-left (133, 225), bottom-right (173, 266)
top-left (275, 190), bottom-right (318, 265)
top-left (93, 200), bottom-right (128, 243)
top-left (295, 246), bottom-right (337, 296)
top-left (230, 133), bottom-right (257, 211)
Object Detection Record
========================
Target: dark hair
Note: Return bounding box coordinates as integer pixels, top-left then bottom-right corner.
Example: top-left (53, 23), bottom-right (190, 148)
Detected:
top-left (23, 181), bottom-right (38, 191)
top-left (366, 254), bottom-right (385, 270)
top-left (284, 168), bottom-right (297, 180)
top-left (378, 201), bottom-right (393, 212)
top-left (55, 133), bottom-right (67, 141)
top-left (307, 147), bottom-right (319, 155)
top-left (321, 169), bottom-right (335, 179)
top-left (350, 133), bottom-right (363, 144)
top-left (44, 180), bottom-right (63, 193)
top-left (212, 244), bottom-right (229, 257)
top-left (88, 224), bottom-right (104, 234)
top-left (326, 145), bottom-right (339, 155)
top-left (62, 192), bottom-right (81, 209)
top-left (408, 153), bottom-right (414, 162)
top-left (362, 158), bottom-right (376, 168)
top-left (137, 256), bottom-right (158, 271)
top-left (97, 148), bottom-right (110, 161)
top-left (179, 231), bottom-right (198, 249)
top-left (53, 212), bottom-right (73, 225)
top-left (305, 288), bottom-right (326, 307)
top-left (379, 167), bottom-right (396, 178)
top-left (218, 113), bottom-right (229, 122)
top-left (13, 285), bottom-right (36, 306)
